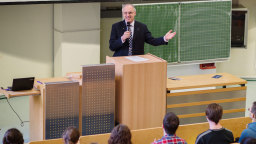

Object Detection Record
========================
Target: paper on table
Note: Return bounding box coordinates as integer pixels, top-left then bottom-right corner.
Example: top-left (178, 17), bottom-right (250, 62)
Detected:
top-left (125, 56), bottom-right (149, 62)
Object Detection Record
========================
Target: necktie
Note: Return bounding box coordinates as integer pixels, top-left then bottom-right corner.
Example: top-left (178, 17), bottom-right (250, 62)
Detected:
top-left (128, 25), bottom-right (133, 56)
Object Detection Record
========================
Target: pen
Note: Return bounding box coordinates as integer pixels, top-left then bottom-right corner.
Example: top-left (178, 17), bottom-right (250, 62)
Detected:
top-left (37, 81), bottom-right (43, 84)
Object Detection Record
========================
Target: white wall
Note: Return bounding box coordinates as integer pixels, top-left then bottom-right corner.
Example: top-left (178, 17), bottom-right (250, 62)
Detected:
top-left (0, 4), bottom-right (53, 142)
top-left (54, 3), bottom-right (101, 76)
top-left (0, 3), bottom-right (102, 142)
top-left (100, 18), bottom-right (118, 63)
top-left (216, 0), bottom-right (256, 77)
top-left (0, 4), bottom-right (53, 87)
top-left (167, 64), bottom-right (216, 77)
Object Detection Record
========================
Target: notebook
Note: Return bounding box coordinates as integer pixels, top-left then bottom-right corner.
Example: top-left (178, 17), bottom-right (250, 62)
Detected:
top-left (8, 77), bottom-right (35, 91)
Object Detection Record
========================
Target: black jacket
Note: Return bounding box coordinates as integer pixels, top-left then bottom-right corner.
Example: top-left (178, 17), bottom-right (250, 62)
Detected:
top-left (109, 20), bottom-right (167, 56)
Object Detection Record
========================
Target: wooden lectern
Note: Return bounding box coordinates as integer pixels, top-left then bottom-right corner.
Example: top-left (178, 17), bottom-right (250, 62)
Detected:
top-left (106, 54), bottom-right (167, 130)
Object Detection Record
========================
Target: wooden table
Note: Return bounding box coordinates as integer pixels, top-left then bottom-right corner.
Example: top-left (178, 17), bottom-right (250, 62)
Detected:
top-left (166, 73), bottom-right (247, 124)
top-left (0, 78), bottom-right (72, 99)
top-left (0, 88), bottom-right (40, 98)
top-left (167, 73), bottom-right (246, 90)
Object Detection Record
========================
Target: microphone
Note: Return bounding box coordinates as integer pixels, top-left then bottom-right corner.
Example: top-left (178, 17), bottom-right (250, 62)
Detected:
top-left (127, 22), bottom-right (131, 31)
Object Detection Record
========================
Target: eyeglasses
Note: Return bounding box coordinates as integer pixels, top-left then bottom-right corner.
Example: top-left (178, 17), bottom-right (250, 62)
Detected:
top-left (123, 12), bottom-right (134, 15)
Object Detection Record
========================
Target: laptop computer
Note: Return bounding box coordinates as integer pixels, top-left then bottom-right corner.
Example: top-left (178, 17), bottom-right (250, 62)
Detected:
top-left (8, 77), bottom-right (35, 91)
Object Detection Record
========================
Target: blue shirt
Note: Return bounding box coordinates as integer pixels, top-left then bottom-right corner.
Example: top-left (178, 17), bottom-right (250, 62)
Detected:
top-left (239, 122), bottom-right (256, 142)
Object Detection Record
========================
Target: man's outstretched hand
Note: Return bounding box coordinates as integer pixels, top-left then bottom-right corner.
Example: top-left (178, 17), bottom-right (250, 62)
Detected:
top-left (164, 30), bottom-right (176, 41)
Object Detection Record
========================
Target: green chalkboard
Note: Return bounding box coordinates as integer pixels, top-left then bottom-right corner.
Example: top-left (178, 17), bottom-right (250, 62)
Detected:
top-left (135, 3), bottom-right (179, 63)
top-left (134, 0), bottom-right (231, 63)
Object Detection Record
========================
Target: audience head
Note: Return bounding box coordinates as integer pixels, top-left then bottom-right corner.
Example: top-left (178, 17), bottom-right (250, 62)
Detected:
top-left (241, 137), bottom-right (256, 144)
top-left (108, 124), bottom-right (132, 144)
top-left (3, 128), bottom-right (24, 144)
top-left (163, 112), bottom-right (180, 135)
top-left (62, 126), bottom-right (80, 144)
top-left (249, 101), bottom-right (256, 120)
top-left (205, 103), bottom-right (223, 124)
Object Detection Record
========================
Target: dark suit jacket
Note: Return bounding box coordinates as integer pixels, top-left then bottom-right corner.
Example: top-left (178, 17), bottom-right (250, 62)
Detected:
top-left (109, 20), bottom-right (167, 57)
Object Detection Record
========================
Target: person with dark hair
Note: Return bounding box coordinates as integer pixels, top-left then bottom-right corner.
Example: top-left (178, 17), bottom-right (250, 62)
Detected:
top-left (241, 137), bottom-right (256, 144)
top-left (62, 126), bottom-right (80, 144)
top-left (153, 112), bottom-right (186, 144)
top-left (195, 103), bottom-right (234, 144)
top-left (3, 128), bottom-right (24, 144)
top-left (108, 124), bottom-right (132, 144)
top-left (239, 101), bottom-right (256, 142)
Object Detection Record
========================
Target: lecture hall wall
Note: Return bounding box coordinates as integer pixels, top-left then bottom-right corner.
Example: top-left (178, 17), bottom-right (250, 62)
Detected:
top-left (0, 4), bottom-right (54, 142)
top-left (216, 0), bottom-right (256, 77)
top-left (0, 0), bottom-right (255, 142)
top-left (0, 3), bottom-right (101, 142)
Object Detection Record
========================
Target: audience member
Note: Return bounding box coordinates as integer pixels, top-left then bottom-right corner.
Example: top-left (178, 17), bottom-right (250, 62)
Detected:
top-left (108, 124), bottom-right (132, 144)
top-left (152, 112), bottom-right (187, 144)
top-left (3, 128), bottom-right (24, 144)
top-left (239, 101), bottom-right (256, 142)
top-left (241, 137), bottom-right (256, 144)
top-left (195, 103), bottom-right (234, 144)
top-left (62, 126), bottom-right (80, 144)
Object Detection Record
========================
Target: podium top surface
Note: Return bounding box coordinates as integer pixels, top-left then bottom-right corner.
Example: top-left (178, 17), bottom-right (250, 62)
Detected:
top-left (34, 77), bottom-right (72, 88)
top-left (167, 73), bottom-right (247, 90)
top-left (106, 54), bottom-right (166, 65)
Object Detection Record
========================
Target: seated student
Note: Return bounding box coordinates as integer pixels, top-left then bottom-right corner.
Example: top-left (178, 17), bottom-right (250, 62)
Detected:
top-left (62, 126), bottom-right (80, 144)
top-left (108, 124), bottom-right (132, 144)
top-left (152, 112), bottom-right (187, 144)
top-left (239, 101), bottom-right (256, 142)
top-left (3, 128), bottom-right (24, 144)
top-left (195, 103), bottom-right (234, 144)
top-left (241, 137), bottom-right (256, 144)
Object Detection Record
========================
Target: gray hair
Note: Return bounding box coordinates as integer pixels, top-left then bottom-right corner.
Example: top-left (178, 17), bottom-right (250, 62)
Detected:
top-left (122, 4), bottom-right (136, 12)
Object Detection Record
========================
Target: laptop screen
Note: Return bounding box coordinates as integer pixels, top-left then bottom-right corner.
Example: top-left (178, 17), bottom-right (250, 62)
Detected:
top-left (11, 77), bottom-right (35, 91)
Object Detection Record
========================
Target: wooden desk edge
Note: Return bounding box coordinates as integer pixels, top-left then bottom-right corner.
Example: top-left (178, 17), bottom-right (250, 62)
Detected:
top-left (166, 73), bottom-right (247, 90)
top-left (167, 81), bottom-right (247, 90)
top-left (0, 89), bottom-right (40, 98)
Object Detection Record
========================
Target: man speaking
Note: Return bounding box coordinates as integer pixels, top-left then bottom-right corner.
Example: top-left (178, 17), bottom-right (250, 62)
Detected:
top-left (109, 4), bottom-right (176, 57)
